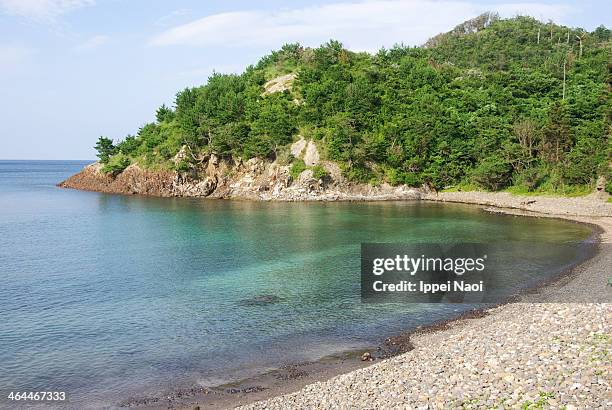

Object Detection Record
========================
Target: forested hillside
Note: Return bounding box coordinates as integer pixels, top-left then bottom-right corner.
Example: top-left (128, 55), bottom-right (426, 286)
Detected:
top-left (95, 14), bottom-right (611, 194)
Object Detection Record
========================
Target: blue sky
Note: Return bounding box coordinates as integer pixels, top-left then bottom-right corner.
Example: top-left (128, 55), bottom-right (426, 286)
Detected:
top-left (0, 0), bottom-right (609, 160)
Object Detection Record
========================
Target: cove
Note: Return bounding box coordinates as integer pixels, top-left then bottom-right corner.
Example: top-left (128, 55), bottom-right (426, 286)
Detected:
top-left (0, 160), bottom-right (594, 409)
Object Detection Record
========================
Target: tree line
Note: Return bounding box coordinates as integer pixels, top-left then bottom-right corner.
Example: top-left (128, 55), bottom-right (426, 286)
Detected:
top-left (95, 15), bottom-right (611, 195)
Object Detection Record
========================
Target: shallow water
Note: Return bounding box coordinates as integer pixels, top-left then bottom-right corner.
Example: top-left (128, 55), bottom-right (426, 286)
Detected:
top-left (0, 160), bottom-right (593, 408)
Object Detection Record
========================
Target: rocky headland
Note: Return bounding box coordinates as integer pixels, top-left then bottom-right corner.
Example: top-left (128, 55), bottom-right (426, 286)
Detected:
top-left (59, 137), bottom-right (421, 201)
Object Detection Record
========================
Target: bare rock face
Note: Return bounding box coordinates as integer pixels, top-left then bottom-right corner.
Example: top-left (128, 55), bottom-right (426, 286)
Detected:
top-left (59, 163), bottom-right (176, 196)
top-left (290, 137), bottom-right (307, 158)
top-left (245, 158), bottom-right (265, 174)
top-left (297, 169), bottom-right (320, 192)
top-left (322, 161), bottom-right (343, 184)
top-left (173, 175), bottom-right (217, 197)
top-left (303, 141), bottom-right (320, 166)
top-left (290, 136), bottom-right (320, 166)
top-left (262, 73), bottom-right (296, 95)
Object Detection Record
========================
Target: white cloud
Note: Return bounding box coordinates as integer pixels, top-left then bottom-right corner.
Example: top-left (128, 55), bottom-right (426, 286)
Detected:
top-left (0, 44), bottom-right (34, 71)
top-left (74, 34), bottom-right (109, 51)
top-left (0, 0), bottom-right (94, 22)
top-left (156, 8), bottom-right (191, 27)
top-left (149, 0), bottom-right (573, 52)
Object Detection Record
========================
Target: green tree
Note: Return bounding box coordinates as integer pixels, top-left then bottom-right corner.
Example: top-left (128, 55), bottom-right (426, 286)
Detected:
top-left (156, 104), bottom-right (175, 123)
top-left (541, 102), bottom-right (573, 163)
top-left (94, 137), bottom-right (115, 163)
top-left (116, 135), bottom-right (140, 155)
top-left (472, 155), bottom-right (514, 190)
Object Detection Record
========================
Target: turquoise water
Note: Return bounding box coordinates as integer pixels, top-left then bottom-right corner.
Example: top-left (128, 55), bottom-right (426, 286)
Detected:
top-left (0, 161), bottom-right (593, 408)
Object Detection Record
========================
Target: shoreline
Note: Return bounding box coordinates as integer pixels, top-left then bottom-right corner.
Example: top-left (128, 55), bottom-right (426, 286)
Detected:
top-left (234, 193), bottom-right (610, 409)
top-left (115, 191), bottom-right (610, 410)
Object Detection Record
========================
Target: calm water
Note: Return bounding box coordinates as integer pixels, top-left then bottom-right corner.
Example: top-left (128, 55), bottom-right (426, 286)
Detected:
top-left (0, 161), bottom-right (593, 409)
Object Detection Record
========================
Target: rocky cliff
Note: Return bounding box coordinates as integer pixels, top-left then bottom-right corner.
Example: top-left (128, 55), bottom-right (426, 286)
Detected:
top-left (59, 139), bottom-right (421, 201)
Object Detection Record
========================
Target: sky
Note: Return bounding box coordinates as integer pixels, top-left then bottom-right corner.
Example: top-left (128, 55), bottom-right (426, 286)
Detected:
top-left (0, 0), bottom-right (610, 160)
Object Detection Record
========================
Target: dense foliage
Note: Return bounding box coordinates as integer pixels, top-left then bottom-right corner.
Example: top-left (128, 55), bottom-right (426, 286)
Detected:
top-left (95, 15), bottom-right (611, 194)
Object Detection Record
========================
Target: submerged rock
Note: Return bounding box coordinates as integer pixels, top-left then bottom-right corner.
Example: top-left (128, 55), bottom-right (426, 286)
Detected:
top-left (239, 294), bottom-right (283, 306)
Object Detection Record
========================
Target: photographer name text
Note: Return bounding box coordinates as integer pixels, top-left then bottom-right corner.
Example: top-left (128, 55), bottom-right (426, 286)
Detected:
top-left (372, 280), bottom-right (484, 293)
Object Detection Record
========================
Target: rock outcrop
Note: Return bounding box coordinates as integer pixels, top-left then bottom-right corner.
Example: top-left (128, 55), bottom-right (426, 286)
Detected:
top-left (303, 141), bottom-right (320, 166)
top-left (59, 151), bottom-right (421, 201)
top-left (262, 73), bottom-right (296, 95)
top-left (290, 136), bottom-right (320, 166)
